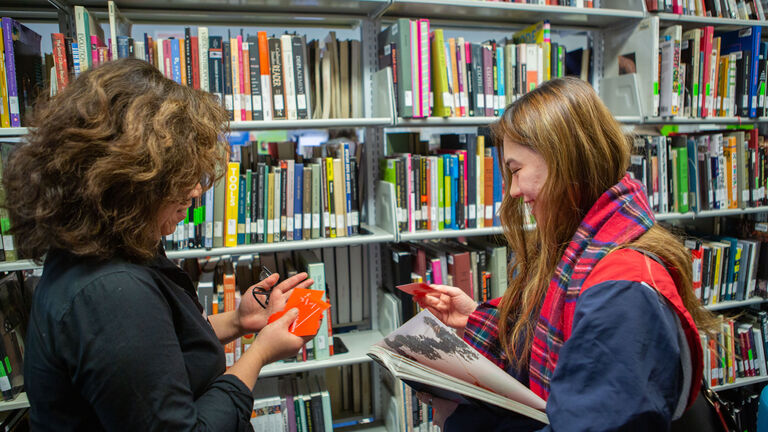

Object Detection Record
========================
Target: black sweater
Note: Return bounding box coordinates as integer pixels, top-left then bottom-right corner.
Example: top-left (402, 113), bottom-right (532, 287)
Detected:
top-left (24, 249), bottom-right (253, 431)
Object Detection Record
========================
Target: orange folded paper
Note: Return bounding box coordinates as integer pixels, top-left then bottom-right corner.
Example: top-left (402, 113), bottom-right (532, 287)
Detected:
top-left (268, 288), bottom-right (330, 336)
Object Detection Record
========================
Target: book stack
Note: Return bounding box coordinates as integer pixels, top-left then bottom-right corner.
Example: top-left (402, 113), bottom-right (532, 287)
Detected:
top-left (381, 132), bottom-right (504, 234)
top-left (163, 137), bottom-right (362, 252)
top-left (0, 3), bottom-right (366, 129)
top-left (646, 0), bottom-right (766, 19)
top-left (0, 272), bottom-right (29, 405)
top-left (629, 130), bottom-right (768, 214)
top-left (655, 25), bottom-right (766, 119)
top-left (685, 235), bottom-right (768, 306)
top-left (702, 312), bottom-right (768, 387)
top-left (379, 19), bottom-right (587, 119)
top-left (386, 239), bottom-right (508, 322)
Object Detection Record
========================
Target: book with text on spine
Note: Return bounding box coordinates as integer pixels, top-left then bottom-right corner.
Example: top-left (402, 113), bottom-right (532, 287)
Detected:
top-left (367, 309), bottom-right (549, 425)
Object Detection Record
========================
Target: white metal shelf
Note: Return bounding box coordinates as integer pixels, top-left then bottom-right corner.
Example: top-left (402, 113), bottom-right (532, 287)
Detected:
top-left (259, 329), bottom-right (382, 378)
top-left (229, 117), bottom-right (393, 131)
top-left (713, 375), bottom-right (768, 392)
top-left (0, 392), bottom-right (28, 412)
top-left (393, 116), bottom-right (497, 128)
top-left (0, 259), bottom-right (42, 272)
top-left (656, 206), bottom-right (768, 221)
top-left (386, 0), bottom-right (644, 29)
top-left (705, 297), bottom-right (768, 311)
top-left (399, 226), bottom-right (504, 241)
top-left (654, 12), bottom-right (768, 29)
top-left (621, 116), bottom-right (768, 124)
top-left (0, 127), bottom-right (27, 137)
top-left (165, 224), bottom-right (395, 260)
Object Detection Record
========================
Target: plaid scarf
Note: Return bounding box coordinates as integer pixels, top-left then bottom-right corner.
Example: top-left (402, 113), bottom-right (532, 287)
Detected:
top-left (528, 174), bottom-right (654, 400)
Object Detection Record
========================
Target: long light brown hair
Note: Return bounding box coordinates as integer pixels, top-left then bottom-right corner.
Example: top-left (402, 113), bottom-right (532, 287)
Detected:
top-left (3, 58), bottom-right (229, 262)
top-left (490, 77), bottom-right (712, 369)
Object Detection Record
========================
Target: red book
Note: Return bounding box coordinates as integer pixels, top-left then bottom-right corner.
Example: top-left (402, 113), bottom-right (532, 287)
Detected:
top-left (447, 249), bottom-right (472, 298)
top-left (191, 36), bottom-right (200, 90)
top-left (163, 39), bottom-right (172, 79)
top-left (51, 33), bottom-right (69, 91)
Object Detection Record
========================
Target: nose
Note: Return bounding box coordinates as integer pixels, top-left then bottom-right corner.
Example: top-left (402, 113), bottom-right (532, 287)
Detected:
top-left (188, 183), bottom-right (203, 200)
top-left (508, 176), bottom-right (521, 199)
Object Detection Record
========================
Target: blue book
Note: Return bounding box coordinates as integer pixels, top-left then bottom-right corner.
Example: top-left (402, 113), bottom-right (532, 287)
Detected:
top-left (171, 38), bottom-right (182, 84)
top-left (718, 26), bottom-right (762, 117)
top-left (491, 146), bottom-right (503, 226)
top-left (204, 184), bottom-right (214, 249)
top-left (294, 162), bottom-right (304, 240)
top-left (718, 236), bottom-right (740, 301)
top-left (237, 173), bottom-right (246, 244)
top-left (116, 36), bottom-right (131, 59)
top-left (686, 138), bottom-right (698, 212)
top-left (342, 142), bottom-right (354, 236)
top-left (450, 154), bottom-right (459, 229)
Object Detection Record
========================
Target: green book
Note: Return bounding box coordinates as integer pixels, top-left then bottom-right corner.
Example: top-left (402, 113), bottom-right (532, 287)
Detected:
top-left (298, 250), bottom-right (330, 360)
top-left (676, 145), bottom-right (689, 213)
top-left (311, 163), bottom-right (321, 239)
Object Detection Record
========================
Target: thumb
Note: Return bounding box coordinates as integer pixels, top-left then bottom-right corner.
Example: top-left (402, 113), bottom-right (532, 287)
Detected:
top-left (275, 308), bottom-right (300, 327)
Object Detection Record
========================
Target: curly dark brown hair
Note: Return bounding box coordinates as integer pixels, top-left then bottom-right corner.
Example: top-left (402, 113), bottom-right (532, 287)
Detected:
top-left (3, 58), bottom-right (229, 262)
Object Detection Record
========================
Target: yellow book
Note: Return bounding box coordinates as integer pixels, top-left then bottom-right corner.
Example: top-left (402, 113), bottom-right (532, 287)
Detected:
top-left (326, 157), bottom-right (336, 238)
top-left (724, 136), bottom-right (738, 209)
top-left (448, 38), bottom-right (461, 117)
top-left (267, 171), bottom-right (274, 243)
top-left (0, 32), bottom-right (9, 128)
top-left (713, 245), bottom-right (723, 303)
top-left (718, 56), bottom-right (728, 117)
top-left (333, 158), bottom-right (346, 237)
top-left (225, 162), bottom-right (239, 247)
top-left (477, 135), bottom-right (485, 228)
top-left (179, 40), bottom-right (187, 85)
top-left (512, 21), bottom-right (548, 44)
top-left (431, 29), bottom-right (451, 118)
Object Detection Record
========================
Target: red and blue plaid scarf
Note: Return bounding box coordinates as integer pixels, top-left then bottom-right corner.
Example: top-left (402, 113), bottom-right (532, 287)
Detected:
top-left (527, 174), bottom-right (655, 400)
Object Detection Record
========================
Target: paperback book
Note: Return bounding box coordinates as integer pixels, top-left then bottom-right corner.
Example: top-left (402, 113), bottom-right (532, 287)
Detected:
top-left (367, 309), bottom-right (548, 424)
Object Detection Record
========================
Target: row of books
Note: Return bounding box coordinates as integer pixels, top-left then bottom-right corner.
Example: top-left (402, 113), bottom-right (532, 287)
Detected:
top-left (0, 272), bottom-right (30, 404)
top-left (379, 19), bottom-right (586, 119)
top-left (656, 24), bottom-right (767, 119)
top-left (702, 312), bottom-right (768, 387)
top-left (381, 132), bottom-right (504, 234)
top-left (251, 364), bottom-right (373, 432)
top-left (385, 238), bottom-right (509, 322)
top-left (685, 235), bottom-right (768, 305)
top-left (163, 138), bottom-right (362, 252)
top-left (628, 130), bottom-right (767, 214)
top-left (645, 0), bottom-right (766, 19)
top-left (719, 387), bottom-right (764, 431)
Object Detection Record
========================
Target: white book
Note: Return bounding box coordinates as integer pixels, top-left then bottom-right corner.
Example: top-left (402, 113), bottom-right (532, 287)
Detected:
top-left (108, 1), bottom-right (132, 61)
top-left (286, 159), bottom-right (294, 241)
top-left (368, 310), bottom-right (549, 425)
top-left (280, 34), bottom-right (298, 120)
top-left (198, 27), bottom-right (209, 92)
top-left (133, 41), bottom-right (145, 61)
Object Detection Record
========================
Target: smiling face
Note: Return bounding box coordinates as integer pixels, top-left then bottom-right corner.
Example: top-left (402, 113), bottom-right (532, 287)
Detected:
top-left (502, 137), bottom-right (549, 222)
top-left (156, 183), bottom-right (203, 238)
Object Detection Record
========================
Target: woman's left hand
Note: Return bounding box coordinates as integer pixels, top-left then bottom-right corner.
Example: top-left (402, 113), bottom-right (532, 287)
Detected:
top-left (236, 272), bottom-right (315, 334)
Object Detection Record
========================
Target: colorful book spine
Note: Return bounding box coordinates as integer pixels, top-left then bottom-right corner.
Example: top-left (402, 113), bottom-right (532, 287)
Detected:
top-left (225, 162), bottom-right (240, 247)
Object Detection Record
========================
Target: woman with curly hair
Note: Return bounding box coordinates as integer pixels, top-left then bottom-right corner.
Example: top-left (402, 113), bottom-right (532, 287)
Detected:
top-left (5, 58), bottom-right (315, 431)
top-left (415, 77), bottom-right (714, 431)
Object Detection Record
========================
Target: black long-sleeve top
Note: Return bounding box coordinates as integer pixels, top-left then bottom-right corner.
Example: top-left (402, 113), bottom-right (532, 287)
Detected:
top-left (24, 248), bottom-right (254, 431)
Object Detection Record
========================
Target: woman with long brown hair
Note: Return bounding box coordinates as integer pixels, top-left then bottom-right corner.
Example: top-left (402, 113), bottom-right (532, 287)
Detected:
top-left (417, 77), bottom-right (711, 431)
top-left (6, 58), bottom-right (316, 431)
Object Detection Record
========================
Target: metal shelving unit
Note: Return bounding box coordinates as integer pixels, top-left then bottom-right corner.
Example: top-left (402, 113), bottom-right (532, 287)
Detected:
top-left (260, 329), bottom-right (382, 378)
top-left (0, 393), bottom-right (29, 413)
top-left (705, 297), bottom-right (768, 311)
top-left (654, 12), bottom-right (768, 30)
top-left (399, 226), bottom-right (504, 242)
top-left (712, 375), bottom-right (768, 392)
top-left (229, 117), bottom-right (393, 131)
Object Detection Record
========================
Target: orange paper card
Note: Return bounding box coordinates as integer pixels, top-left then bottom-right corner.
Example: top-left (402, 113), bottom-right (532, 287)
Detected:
top-left (268, 288), bottom-right (330, 336)
top-left (396, 282), bottom-right (435, 296)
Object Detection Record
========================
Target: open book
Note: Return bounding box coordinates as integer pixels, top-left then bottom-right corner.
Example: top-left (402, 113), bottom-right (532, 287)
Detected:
top-left (367, 309), bottom-right (548, 425)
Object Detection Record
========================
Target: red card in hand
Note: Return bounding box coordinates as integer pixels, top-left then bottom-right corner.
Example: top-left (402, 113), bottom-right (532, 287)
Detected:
top-left (268, 288), bottom-right (331, 336)
top-left (396, 282), bottom-right (435, 296)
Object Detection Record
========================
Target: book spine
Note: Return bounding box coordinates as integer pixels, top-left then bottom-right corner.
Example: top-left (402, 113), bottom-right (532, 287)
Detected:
top-left (294, 163), bottom-right (304, 240)
top-left (191, 35), bottom-right (200, 90)
top-left (52, 33), bottom-right (70, 92)
top-left (208, 36), bottom-right (223, 104)
top-left (343, 143), bottom-right (354, 236)
top-left (326, 158), bottom-right (336, 238)
top-left (199, 28), bottom-right (210, 93)
top-left (184, 28), bottom-right (193, 87)
top-left (242, 42), bottom-right (252, 121)
top-left (303, 166), bottom-right (312, 239)
top-left (280, 162), bottom-right (288, 241)
top-left (171, 38), bottom-right (182, 84)
top-left (268, 37), bottom-right (286, 120)
top-left (2, 19), bottom-right (20, 127)
top-left (222, 40), bottom-right (234, 119)
top-left (237, 36), bottom-right (247, 121)
top-left (286, 160), bottom-right (294, 241)
top-left (247, 36), bottom-right (263, 121)
top-left (293, 35), bottom-right (309, 120)
top-left (281, 34), bottom-right (298, 121)
top-left (311, 163), bottom-right (321, 239)
top-left (0, 33), bottom-right (9, 128)
top-left (237, 170), bottom-right (246, 245)
top-left (230, 38), bottom-right (242, 121)
top-left (258, 32), bottom-right (273, 121)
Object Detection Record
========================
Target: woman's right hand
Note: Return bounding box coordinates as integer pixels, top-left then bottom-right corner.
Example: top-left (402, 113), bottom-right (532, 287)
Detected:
top-left (414, 284), bottom-right (478, 331)
top-left (250, 308), bottom-right (314, 365)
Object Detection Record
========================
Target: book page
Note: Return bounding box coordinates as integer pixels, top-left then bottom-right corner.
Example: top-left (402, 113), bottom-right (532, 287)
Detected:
top-left (374, 309), bottom-right (546, 411)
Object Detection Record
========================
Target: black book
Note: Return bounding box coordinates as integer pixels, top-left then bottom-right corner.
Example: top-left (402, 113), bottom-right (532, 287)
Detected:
top-left (268, 37), bottom-right (286, 120)
top-left (412, 154), bottom-right (421, 230)
top-left (222, 40), bottom-right (234, 120)
top-left (466, 43), bottom-right (475, 117)
top-left (396, 156), bottom-right (407, 233)
top-left (293, 35), bottom-right (310, 120)
top-left (184, 27), bottom-right (193, 87)
top-left (280, 162), bottom-right (288, 241)
top-left (246, 35), bottom-right (263, 121)
top-left (208, 36), bottom-right (224, 106)
top-left (472, 43), bottom-right (485, 118)
top-left (0, 273), bottom-right (26, 401)
top-left (255, 162), bottom-right (266, 243)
